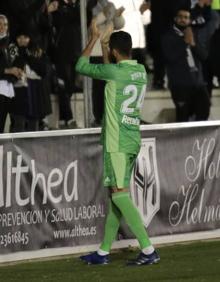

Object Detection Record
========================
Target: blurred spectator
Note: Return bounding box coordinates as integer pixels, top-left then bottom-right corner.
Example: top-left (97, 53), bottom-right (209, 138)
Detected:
top-left (191, 0), bottom-right (220, 96)
top-left (209, 25), bottom-right (220, 82)
top-left (51, 0), bottom-right (82, 129)
top-left (110, 0), bottom-right (151, 68)
top-left (1, 1), bottom-right (50, 49)
top-left (9, 30), bottom-right (30, 132)
top-left (162, 7), bottom-right (210, 122)
top-left (148, 0), bottom-right (191, 90)
top-left (25, 39), bottom-right (52, 131)
top-left (0, 15), bottom-right (24, 133)
top-left (9, 27), bottom-right (52, 132)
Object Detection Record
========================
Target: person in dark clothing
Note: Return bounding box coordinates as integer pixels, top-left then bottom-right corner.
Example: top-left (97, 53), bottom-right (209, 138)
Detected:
top-left (25, 41), bottom-right (52, 131)
top-left (2, 0), bottom-right (53, 51)
top-left (191, 0), bottom-right (220, 97)
top-left (149, 0), bottom-right (191, 89)
top-left (51, 0), bottom-right (82, 129)
top-left (9, 31), bottom-right (30, 132)
top-left (209, 25), bottom-right (220, 81)
top-left (8, 25), bottom-right (53, 132)
top-left (161, 8), bottom-right (210, 122)
top-left (0, 14), bottom-right (24, 133)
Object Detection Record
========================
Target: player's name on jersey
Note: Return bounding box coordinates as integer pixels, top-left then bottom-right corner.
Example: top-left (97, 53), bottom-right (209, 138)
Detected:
top-left (131, 72), bottom-right (146, 81)
top-left (122, 114), bottom-right (140, 126)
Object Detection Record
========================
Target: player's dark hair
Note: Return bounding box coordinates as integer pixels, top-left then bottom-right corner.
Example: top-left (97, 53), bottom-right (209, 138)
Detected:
top-left (109, 31), bottom-right (132, 57)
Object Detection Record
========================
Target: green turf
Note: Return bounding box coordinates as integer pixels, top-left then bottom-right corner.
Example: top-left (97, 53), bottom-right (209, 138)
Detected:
top-left (0, 240), bottom-right (220, 282)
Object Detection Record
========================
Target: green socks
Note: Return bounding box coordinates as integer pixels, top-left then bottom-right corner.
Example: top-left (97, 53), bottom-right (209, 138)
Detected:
top-left (112, 192), bottom-right (152, 250)
top-left (100, 192), bottom-right (152, 253)
top-left (100, 199), bottom-right (122, 252)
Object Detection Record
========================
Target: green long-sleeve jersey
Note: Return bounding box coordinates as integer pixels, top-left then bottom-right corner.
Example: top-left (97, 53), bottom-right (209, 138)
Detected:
top-left (75, 56), bottom-right (147, 154)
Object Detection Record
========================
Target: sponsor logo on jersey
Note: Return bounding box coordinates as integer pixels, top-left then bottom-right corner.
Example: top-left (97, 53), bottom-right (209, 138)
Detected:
top-left (130, 138), bottom-right (160, 227)
top-left (122, 115), bottom-right (140, 126)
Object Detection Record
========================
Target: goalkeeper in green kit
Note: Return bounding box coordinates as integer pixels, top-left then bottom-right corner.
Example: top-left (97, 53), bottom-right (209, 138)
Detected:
top-left (75, 20), bottom-right (159, 266)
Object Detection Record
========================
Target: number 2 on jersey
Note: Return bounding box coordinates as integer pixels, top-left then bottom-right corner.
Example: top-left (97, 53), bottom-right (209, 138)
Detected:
top-left (120, 84), bottom-right (146, 114)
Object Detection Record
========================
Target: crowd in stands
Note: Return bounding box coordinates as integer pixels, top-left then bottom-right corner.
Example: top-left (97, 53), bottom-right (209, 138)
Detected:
top-left (0, 0), bottom-right (220, 133)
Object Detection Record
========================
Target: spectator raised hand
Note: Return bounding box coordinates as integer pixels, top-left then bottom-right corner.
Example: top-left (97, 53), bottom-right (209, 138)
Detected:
top-left (184, 26), bottom-right (196, 46)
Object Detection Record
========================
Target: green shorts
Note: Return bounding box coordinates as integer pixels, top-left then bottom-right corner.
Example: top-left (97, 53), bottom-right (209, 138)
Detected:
top-left (103, 151), bottom-right (137, 188)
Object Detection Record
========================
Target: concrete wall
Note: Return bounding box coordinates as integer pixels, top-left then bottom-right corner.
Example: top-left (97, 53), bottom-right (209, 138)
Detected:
top-left (141, 89), bottom-right (220, 124)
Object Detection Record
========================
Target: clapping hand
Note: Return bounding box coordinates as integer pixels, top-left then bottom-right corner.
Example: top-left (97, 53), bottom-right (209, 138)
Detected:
top-left (90, 19), bottom-right (101, 40)
top-left (100, 23), bottom-right (113, 46)
top-left (184, 26), bottom-right (195, 46)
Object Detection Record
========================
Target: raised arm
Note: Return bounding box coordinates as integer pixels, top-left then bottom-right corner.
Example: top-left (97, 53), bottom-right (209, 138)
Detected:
top-left (75, 20), bottom-right (116, 81)
top-left (100, 23), bottom-right (114, 64)
top-left (81, 19), bottom-right (100, 57)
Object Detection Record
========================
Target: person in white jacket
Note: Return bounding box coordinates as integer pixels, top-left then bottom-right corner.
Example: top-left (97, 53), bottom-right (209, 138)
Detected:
top-left (109, 0), bottom-right (151, 67)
